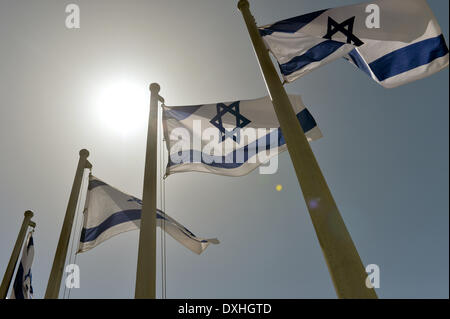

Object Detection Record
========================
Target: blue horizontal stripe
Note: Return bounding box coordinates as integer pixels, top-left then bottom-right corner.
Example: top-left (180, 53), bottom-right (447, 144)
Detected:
top-left (279, 40), bottom-right (345, 76)
top-left (80, 209), bottom-right (141, 242)
top-left (27, 235), bottom-right (34, 250)
top-left (88, 179), bottom-right (107, 190)
top-left (168, 109), bottom-right (317, 169)
top-left (369, 34), bottom-right (449, 82)
top-left (12, 263), bottom-right (25, 299)
top-left (164, 105), bottom-right (204, 121)
top-left (80, 208), bottom-right (207, 244)
top-left (259, 9), bottom-right (326, 36)
top-left (80, 209), bottom-right (167, 243)
top-left (347, 49), bottom-right (372, 77)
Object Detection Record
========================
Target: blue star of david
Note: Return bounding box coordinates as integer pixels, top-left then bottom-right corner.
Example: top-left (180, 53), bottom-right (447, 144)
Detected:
top-left (323, 16), bottom-right (364, 46)
top-left (209, 101), bottom-right (251, 143)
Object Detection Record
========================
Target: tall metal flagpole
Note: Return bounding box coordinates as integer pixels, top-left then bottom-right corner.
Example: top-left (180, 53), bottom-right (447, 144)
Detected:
top-left (45, 149), bottom-right (91, 299)
top-left (0, 211), bottom-right (35, 298)
top-left (238, 0), bottom-right (377, 299)
top-left (135, 83), bottom-right (160, 299)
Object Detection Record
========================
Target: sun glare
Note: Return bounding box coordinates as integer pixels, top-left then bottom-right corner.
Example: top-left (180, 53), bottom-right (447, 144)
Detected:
top-left (96, 80), bottom-right (148, 136)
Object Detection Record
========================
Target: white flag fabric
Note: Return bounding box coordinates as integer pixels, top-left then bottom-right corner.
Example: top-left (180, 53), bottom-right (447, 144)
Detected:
top-left (10, 232), bottom-right (34, 299)
top-left (78, 175), bottom-right (219, 254)
top-left (163, 95), bottom-right (322, 177)
top-left (259, 0), bottom-right (449, 88)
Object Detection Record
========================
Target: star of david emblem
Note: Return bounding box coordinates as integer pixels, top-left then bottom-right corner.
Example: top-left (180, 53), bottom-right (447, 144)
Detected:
top-left (209, 101), bottom-right (251, 143)
top-left (323, 16), bottom-right (364, 46)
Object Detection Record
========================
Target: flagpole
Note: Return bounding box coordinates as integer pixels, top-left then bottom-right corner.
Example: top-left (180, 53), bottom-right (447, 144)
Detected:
top-left (0, 211), bottom-right (35, 298)
top-left (45, 149), bottom-right (91, 299)
top-left (237, 0), bottom-right (377, 299)
top-left (135, 83), bottom-right (160, 299)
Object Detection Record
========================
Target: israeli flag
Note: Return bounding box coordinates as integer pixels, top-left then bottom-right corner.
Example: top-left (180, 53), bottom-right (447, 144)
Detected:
top-left (259, 0), bottom-right (449, 88)
top-left (163, 95), bottom-right (322, 177)
top-left (78, 175), bottom-right (219, 254)
top-left (10, 232), bottom-right (34, 299)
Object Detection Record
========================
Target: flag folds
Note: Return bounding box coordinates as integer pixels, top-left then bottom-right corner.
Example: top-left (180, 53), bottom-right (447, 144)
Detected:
top-left (10, 232), bottom-right (34, 299)
top-left (78, 175), bottom-right (219, 254)
top-left (163, 95), bottom-right (322, 177)
top-left (259, 0), bottom-right (449, 88)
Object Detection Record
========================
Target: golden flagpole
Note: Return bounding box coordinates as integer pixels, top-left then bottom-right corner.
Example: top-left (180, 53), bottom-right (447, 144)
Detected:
top-left (0, 211), bottom-right (36, 298)
top-left (237, 0), bottom-right (377, 298)
top-left (135, 83), bottom-right (160, 298)
top-left (45, 149), bottom-right (91, 299)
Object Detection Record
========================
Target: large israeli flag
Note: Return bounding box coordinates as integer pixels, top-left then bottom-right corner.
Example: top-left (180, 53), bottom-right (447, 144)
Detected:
top-left (163, 95), bottom-right (322, 177)
top-left (10, 232), bottom-right (34, 299)
top-left (78, 175), bottom-right (219, 254)
top-left (259, 0), bottom-right (449, 88)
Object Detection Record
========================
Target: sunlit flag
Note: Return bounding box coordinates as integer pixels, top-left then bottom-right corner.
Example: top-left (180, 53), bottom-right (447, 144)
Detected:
top-left (78, 175), bottom-right (219, 255)
top-left (163, 95), bottom-right (322, 176)
top-left (259, 0), bottom-right (449, 88)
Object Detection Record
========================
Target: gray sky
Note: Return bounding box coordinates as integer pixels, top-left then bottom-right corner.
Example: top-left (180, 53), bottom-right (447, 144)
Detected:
top-left (0, 0), bottom-right (448, 299)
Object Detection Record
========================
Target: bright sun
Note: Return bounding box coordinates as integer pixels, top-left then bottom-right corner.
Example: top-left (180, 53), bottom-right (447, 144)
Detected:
top-left (96, 80), bottom-right (148, 136)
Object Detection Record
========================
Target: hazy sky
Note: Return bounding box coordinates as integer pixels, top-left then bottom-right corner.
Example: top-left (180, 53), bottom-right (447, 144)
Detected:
top-left (0, 0), bottom-right (448, 299)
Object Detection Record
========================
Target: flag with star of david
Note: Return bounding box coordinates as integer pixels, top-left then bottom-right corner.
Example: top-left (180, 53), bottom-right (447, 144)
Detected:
top-left (162, 95), bottom-right (322, 177)
top-left (259, 0), bottom-right (448, 88)
top-left (10, 231), bottom-right (34, 299)
top-left (78, 175), bottom-right (219, 254)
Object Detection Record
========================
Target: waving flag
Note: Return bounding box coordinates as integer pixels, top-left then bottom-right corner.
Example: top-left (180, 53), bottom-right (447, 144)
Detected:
top-left (163, 95), bottom-right (322, 176)
top-left (259, 0), bottom-right (449, 88)
top-left (10, 232), bottom-right (34, 299)
top-left (78, 175), bottom-right (219, 254)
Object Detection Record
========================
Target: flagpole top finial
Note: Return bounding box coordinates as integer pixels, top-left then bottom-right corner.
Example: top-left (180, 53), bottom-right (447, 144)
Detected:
top-left (149, 83), bottom-right (161, 93)
top-left (24, 210), bottom-right (34, 218)
top-left (79, 149), bottom-right (90, 158)
top-left (238, 0), bottom-right (249, 10)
